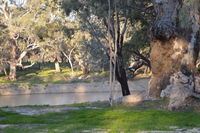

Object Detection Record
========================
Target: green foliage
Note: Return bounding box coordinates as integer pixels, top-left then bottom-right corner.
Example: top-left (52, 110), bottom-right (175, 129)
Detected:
top-left (62, 0), bottom-right (153, 69)
top-left (0, 0), bottom-right (154, 80)
top-left (123, 22), bottom-right (151, 67)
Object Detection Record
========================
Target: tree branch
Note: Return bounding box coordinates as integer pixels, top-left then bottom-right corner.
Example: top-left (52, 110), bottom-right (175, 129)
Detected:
top-left (133, 50), bottom-right (151, 68)
top-left (22, 62), bottom-right (35, 69)
top-left (119, 18), bottom-right (128, 52)
top-left (18, 43), bottom-right (39, 63)
top-left (16, 43), bottom-right (39, 68)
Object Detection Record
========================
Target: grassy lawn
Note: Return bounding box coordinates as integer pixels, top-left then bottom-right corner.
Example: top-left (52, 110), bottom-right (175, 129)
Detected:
top-left (0, 63), bottom-right (109, 84)
top-left (0, 68), bottom-right (149, 84)
top-left (1, 101), bottom-right (200, 133)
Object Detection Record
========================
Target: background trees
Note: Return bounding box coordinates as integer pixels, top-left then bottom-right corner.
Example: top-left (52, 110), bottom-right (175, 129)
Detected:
top-left (0, 0), bottom-right (154, 98)
top-left (0, 0), bottom-right (76, 79)
top-left (0, 0), bottom-right (40, 81)
top-left (62, 0), bottom-right (153, 96)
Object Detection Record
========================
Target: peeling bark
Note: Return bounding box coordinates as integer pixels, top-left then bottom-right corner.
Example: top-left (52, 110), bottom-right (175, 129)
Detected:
top-left (149, 0), bottom-right (200, 109)
top-left (151, 0), bottom-right (180, 40)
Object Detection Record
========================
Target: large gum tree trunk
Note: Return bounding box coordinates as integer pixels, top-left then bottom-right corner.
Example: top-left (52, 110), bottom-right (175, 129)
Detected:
top-left (149, 0), bottom-right (200, 109)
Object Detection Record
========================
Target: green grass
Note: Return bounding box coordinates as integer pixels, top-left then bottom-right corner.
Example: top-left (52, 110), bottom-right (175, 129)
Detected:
top-left (1, 102), bottom-right (200, 133)
top-left (0, 63), bottom-right (109, 84)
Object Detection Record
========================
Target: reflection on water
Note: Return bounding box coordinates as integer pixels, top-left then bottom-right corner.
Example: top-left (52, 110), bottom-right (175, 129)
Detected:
top-left (0, 92), bottom-right (122, 107)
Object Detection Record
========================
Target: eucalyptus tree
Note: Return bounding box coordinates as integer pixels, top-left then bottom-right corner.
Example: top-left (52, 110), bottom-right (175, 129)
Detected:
top-left (68, 16), bottom-right (109, 74)
top-left (0, 0), bottom-right (40, 81)
top-left (62, 0), bottom-right (153, 96)
top-left (149, 0), bottom-right (200, 109)
top-left (62, 0), bottom-right (133, 96)
top-left (25, 0), bottom-right (75, 72)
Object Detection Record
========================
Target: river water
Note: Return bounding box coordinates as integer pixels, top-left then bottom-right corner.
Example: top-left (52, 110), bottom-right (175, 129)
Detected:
top-left (0, 92), bottom-right (122, 107)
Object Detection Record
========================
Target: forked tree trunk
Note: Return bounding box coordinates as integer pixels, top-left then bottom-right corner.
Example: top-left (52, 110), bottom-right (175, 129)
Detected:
top-left (106, 0), bottom-right (131, 97)
top-left (149, 0), bottom-right (200, 110)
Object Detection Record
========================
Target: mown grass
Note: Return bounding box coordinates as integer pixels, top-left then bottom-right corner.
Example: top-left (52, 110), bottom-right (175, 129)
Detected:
top-left (1, 101), bottom-right (200, 133)
top-left (0, 63), bottom-right (109, 84)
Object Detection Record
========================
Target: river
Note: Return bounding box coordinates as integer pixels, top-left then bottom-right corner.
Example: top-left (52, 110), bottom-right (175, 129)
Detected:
top-left (0, 92), bottom-right (122, 107)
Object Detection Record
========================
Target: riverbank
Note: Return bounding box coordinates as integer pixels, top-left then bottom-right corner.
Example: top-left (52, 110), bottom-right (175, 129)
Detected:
top-left (0, 101), bottom-right (200, 133)
top-left (0, 78), bottom-right (149, 107)
top-left (0, 78), bottom-right (149, 96)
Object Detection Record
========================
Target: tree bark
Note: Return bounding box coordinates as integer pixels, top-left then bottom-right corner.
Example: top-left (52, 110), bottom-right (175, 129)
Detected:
top-left (8, 39), bottom-right (17, 81)
top-left (54, 58), bottom-right (61, 72)
top-left (106, 1), bottom-right (131, 97)
top-left (9, 63), bottom-right (16, 81)
top-left (149, 0), bottom-right (200, 109)
top-left (149, 0), bottom-right (183, 99)
top-left (62, 51), bottom-right (74, 75)
top-left (116, 55), bottom-right (130, 96)
top-left (3, 67), bottom-right (8, 76)
top-left (82, 67), bottom-right (89, 75)
top-left (116, 18), bottom-right (130, 96)
top-left (1, 63), bottom-right (8, 76)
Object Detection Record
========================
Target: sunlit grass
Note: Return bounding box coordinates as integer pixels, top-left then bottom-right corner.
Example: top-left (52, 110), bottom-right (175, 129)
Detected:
top-left (0, 63), bottom-right (109, 84)
top-left (134, 73), bottom-right (151, 80)
top-left (1, 102), bottom-right (200, 133)
top-left (0, 68), bottom-right (76, 84)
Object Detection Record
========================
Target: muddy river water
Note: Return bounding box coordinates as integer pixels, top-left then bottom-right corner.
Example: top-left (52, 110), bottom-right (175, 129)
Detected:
top-left (0, 79), bottom-right (149, 107)
top-left (0, 92), bottom-right (122, 107)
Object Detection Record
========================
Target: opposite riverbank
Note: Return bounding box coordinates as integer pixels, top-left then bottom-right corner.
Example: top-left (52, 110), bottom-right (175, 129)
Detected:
top-left (0, 78), bottom-right (149, 96)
